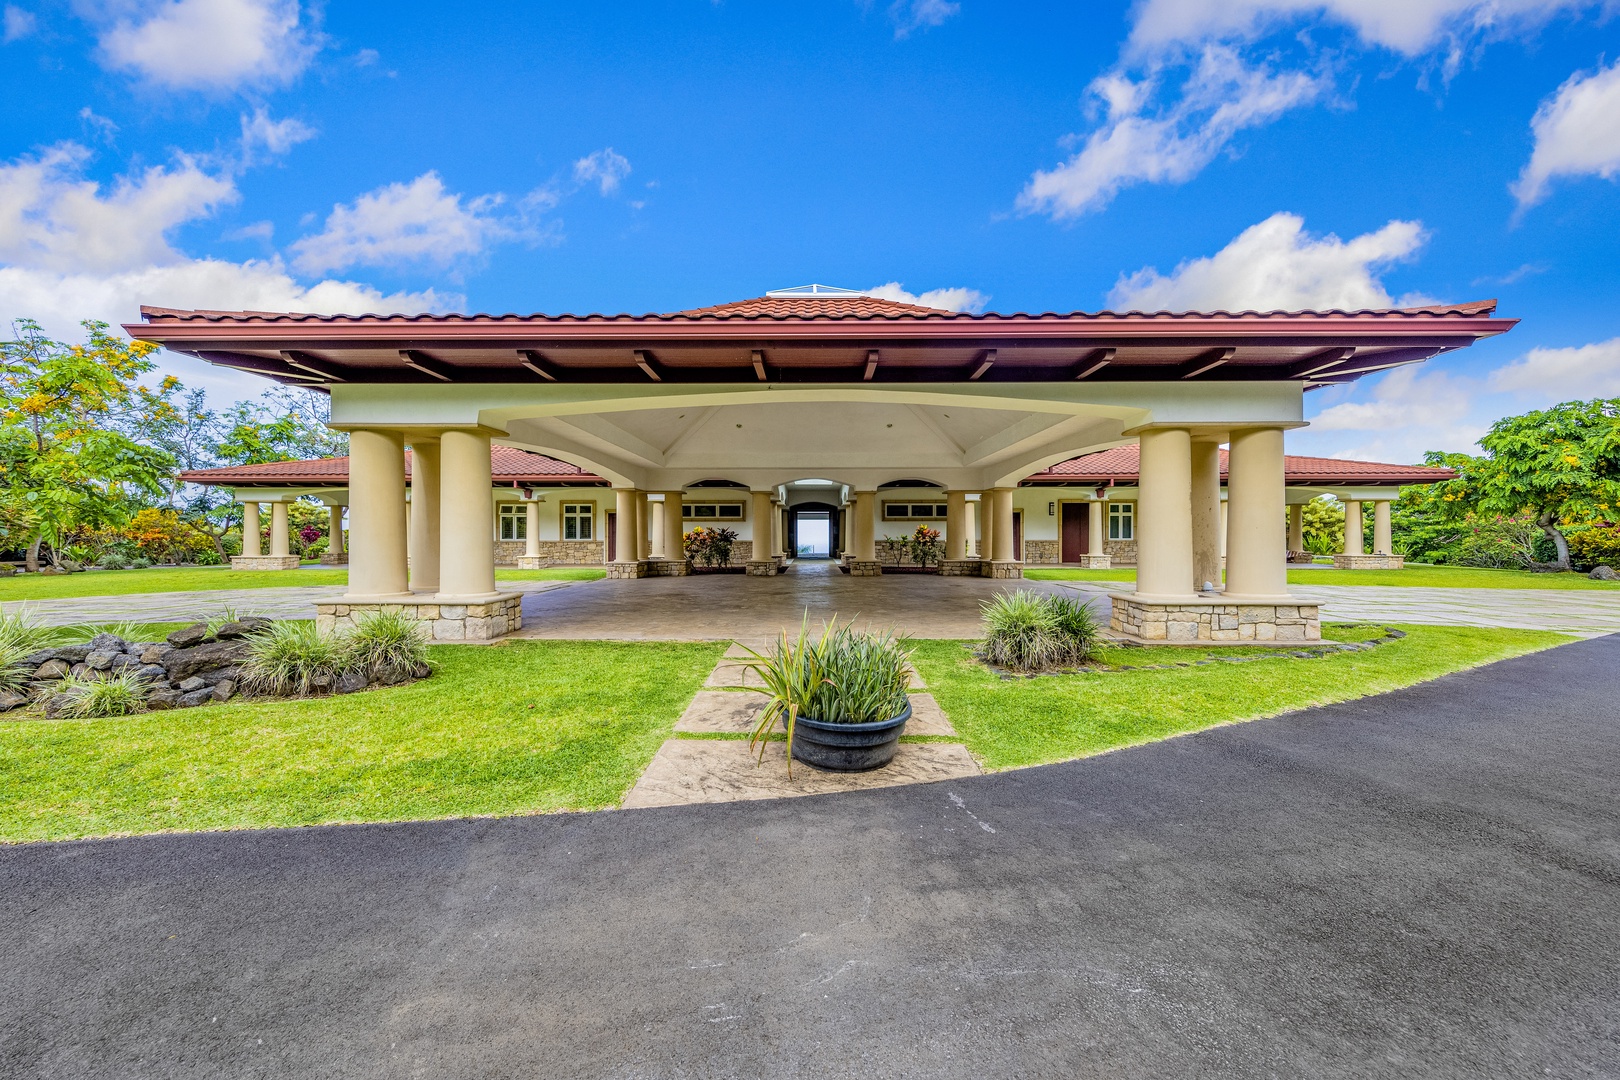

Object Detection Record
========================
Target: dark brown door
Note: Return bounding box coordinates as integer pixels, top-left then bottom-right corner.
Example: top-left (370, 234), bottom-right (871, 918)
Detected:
top-left (605, 512), bottom-right (617, 561)
top-left (1012, 511), bottom-right (1023, 561)
top-left (1060, 503), bottom-right (1088, 562)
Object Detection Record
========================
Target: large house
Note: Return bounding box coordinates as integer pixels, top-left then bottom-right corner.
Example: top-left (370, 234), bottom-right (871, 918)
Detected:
top-left (134, 285), bottom-right (1512, 641)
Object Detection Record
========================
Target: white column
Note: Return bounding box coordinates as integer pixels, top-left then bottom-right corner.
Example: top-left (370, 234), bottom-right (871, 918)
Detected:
top-left (1089, 498), bottom-right (1105, 556)
top-left (328, 505), bottom-right (345, 555)
top-left (775, 504), bottom-right (788, 557)
top-left (269, 501), bottom-right (290, 558)
top-left (979, 495), bottom-right (994, 563)
top-left (1289, 504), bottom-right (1305, 552)
top-left (1374, 500), bottom-right (1393, 555)
top-left (945, 491), bottom-right (968, 560)
top-left (1343, 500), bottom-right (1363, 556)
top-left (1191, 440), bottom-right (1222, 590)
top-left (437, 428), bottom-right (497, 600)
top-left (663, 492), bottom-right (685, 562)
top-left (240, 501), bottom-right (261, 557)
top-left (965, 497), bottom-right (979, 557)
top-left (991, 488), bottom-right (1016, 562)
top-left (1134, 427), bottom-right (1195, 600)
top-left (525, 501), bottom-right (541, 559)
top-left (852, 492), bottom-right (876, 561)
top-left (650, 500), bottom-right (666, 558)
top-left (751, 491), bottom-right (773, 562)
top-left (345, 428), bottom-right (410, 599)
top-left (1225, 426), bottom-right (1289, 600)
top-left (634, 491), bottom-right (650, 560)
top-left (614, 489), bottom-right (637, 563)
top-left (408, 438), bottom-right (441, 593)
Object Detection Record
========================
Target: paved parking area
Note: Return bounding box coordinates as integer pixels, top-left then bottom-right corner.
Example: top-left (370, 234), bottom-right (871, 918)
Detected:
top-left (3, 634), bottom-right (1614, 1077)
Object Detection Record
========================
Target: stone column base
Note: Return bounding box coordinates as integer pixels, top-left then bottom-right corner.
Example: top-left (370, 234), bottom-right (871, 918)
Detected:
top-left (940, 559), bottom-right (983, 576)
top-left (1072, 554), bottom-right (1112, 569)
top-left (515, 555), bottom-right (549, 569)
top-left (649, 558), bottom-right (691, 576)
top-left (605, 560), bottom-right (652, 579)
top-left (847, 559), bottom-right (883, 577)
top-left (1110, 595), bottom-right (1320, 643)
top-left (1333, 554), bottom-right (1405, 570)
top-left (771, 554), bottom-right (787, 570)
top-left (987, 561), bottom-right (1024, 579)
top-left (231, 555), bottom-right (300, 571)
top-left (745, 560), bottom-right (777, 576)
top-left (316, 592), bottom-right (523, 642)
top-left (318, 552), bottom-right (349, 566)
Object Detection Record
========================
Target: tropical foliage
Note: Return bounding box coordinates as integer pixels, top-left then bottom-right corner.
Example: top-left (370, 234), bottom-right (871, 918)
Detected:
top-left (683, 526), bottom-right (738, 567)
top-left (978, 590), bottom-right (1101, 672)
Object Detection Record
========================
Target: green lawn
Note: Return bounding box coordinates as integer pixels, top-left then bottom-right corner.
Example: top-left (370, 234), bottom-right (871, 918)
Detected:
top-left (1024, 564), bottom-right (1620, 590)
top-left (0, 640), bottom-right (722, 844)
top-left (0, 565), bottom-right (605, 601)
top-left (911, 624), bottom-right (1573, 770)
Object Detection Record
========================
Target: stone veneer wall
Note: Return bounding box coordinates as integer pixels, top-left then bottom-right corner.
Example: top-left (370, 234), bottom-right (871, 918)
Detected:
top-left (316, 594), bottom-right (523, 641)
top-left (1022, 540), bottom-right (1059, 565)
top-left (1104, 539), bottom-right (1138, 565)
top-left (231, 554), bottom-right (300, 571)
top-left (1110, 596), bottom-right (1320, 643)
top-left (494, 540), bottom-right (606, 566)
top-left (1333, 553), bottom-right (1405, 570)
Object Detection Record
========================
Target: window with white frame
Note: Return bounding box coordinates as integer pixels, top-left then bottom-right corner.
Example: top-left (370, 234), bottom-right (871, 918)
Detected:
top-left (883, 502), bottom-right (948, 521)
top-left (562, 502), bottom-right (595, 540)
top-left (1108, 501), bottom-right (1135, 540)
top-left (497, 504), bottom-right (527, 541)
top-left (681, 502), bottom-right (745, 520)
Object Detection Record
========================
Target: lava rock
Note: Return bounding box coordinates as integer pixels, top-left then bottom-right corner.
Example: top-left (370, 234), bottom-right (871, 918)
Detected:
top-left (1591, 564), bottom-right (1618, 581)
top-left (87, 632), bottom-right (127, 653)
top-left (310, 673), bottom-right (333, 690)
top-left (69, 663), bottom-right (89, 678)
top-left (24, 646), bottom-right (90, 667)
top-left (85, 651), bottom-right (117, 671)
top-left (146, 689), bottom-right (181, 710)
top-left (213, 617), bottom-right (273, 640)
top-left (42, 693), bottom-right (74, 718)
top-left (413, 663), bottom-right (432, 679)
top-left (376, 666), bottom-right (409, 686)
top-left (178, 688), bottom-right (215, 708)
top-left (33, 659), bottom-right (70, 680)
top-left (212, 680), bottom-right (237, 702)
top-left (136, 664), bottom-right (169, 682)
top-left (162, 639), bottom-right (252, 681)
top-left (200, 665), bottom-right (241, 687)
top-left (166, 623), bottom-right (211, 648)
top-left (138, 643), bottom-right (173, 665)
top-left (177, 676), bottom-right (206, 693)
top-left (0, 690), bottom-right (28, 712)
top-left (334, 669), bottom-right (369, 694)
top-left (106, 653), bottom-right (141, 672)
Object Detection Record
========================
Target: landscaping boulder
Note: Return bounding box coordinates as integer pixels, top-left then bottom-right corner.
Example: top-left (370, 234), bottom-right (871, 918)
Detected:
top-left (178, 688), bottom-right (215, 708)
top-left (176, 676), bottom-right (206, 693)
top-left (85, 651), bottom-right (117, 671)
top-left (106, 654), bottom-right (141, 673)
top-left (1591, 565), bottom-right (1618, 581)
top-left (69, 663), bottom-right (89, 678)
top-left (166, 623), bottom-right (211, 648)
top-left (138, 643), bottom-right (173, 665)
top-left (136, 664), bottom-right (168, 682)
top-left (24, 645), bottom-right (90, 667)
top-left (213, 617), bottom-right (272, 640)
top-left (162, 639), bottom-right (252, 682)
top-left (0, 690), bottom-right (28, 713)
top-left (212, 680), bottom-right (237, 702)
top-left (32, 659), bottom-right (69, 681)
top-left (200, 665), bottom-right (241, 688)
top-left (146, 689), bottom-right (181, 710)
top-left (334, 669), bottom-right (369, 694)
top-left (87, 632), bottom-right (126, 653)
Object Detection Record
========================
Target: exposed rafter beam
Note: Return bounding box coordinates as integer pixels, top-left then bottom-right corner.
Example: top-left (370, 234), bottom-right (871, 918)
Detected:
top-left (968, 349), bottom-right (996, 381)
top-left (196, 350), bottom-right (324, 383)
top-left (634, 349), bottom-right (663, 382)
top-left (279, 350), bottom-right (347, 382)
top-left (518, 349), bottom-right (560, 381)
top-left (863, 350), bottom-right (880, 381)
top-left (1073, 348), bottom-right (1115, 379)
top-left (1289, 347), bottom-right (1355, 379)
top-left (399, 349), bottom-right (453, 382)
top-left (1307, 358), bottom-right (1431, 385)
top-left (1310, 346), bottom-right (1452, 379)
top-left (1180, 347), bottom-right (1235, 380)
top-left (752, 350), bottom-right (768, 381)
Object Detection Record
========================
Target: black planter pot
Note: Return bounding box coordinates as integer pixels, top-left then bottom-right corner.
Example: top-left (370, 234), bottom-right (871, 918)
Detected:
top-left (788, 701), bottom-right (912, 771)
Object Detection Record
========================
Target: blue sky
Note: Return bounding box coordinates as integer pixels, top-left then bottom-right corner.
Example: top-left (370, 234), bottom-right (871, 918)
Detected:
top-left (2, 0), bottom-right (1618, 463)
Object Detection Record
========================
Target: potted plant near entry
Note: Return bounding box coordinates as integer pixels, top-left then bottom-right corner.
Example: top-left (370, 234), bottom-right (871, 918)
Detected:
top-left (740, 617), bottom-right (913, 773)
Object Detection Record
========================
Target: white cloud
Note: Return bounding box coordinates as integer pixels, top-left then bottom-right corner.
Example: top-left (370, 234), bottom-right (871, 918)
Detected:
top-left (1126, 0), bottom-right (1594, 58)
top-left (0, 143), bottom-right (237, 273)
top-left (1298, 365), bottom-right (1489, 462)
top-left (96, 0), bottom-right (320, 91)
top-left (3, 4), bottom-right (35, 42)
top-left (1018, 47), bottom-right (1328, 218)
top-left (890, 0), bottom-right (959, 38)
top-left (572, 148), bottom-right (631, 196)
top-left (866, 281), bottom-right (989, 312)
top-left (1488, 337), bottom-right (1620, 398)
top-left (1108, 211), bottom-right (1426, 312)
top-left (290, 173), bottom-right (520, 275)
top-left (1512, 59), bottom-right (1620, 208)
top-left (77, 107), bottom-right (119, 143)
top-left (240, 107), bottom-right (315, 160)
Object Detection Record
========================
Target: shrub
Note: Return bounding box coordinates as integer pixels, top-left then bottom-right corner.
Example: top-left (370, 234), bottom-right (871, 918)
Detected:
top-left (128, 556), bottom-right (152, 570)
top-left (0, 609), bottom-right (73, 655)
top-left (242, 621), bottom-right (345, 696)
top-left (95, 553), bottom-right (130, 570)
top-left (683, 526), bottom-right (738, 567)
top-left (1570, 525), bottom-right (1620, 568)
top-left (344, 608), bottom-right (431, 682)
top-left (192, 547), bottom-right (222, 566)
top-left (979, 590), bottom-right (1101, 672)
top-left (0, 641), bottom-right (33, 693)
top-left (52, 672), bottom-right (148, 719)
top-left (906, 525), bottom-right (943, 568)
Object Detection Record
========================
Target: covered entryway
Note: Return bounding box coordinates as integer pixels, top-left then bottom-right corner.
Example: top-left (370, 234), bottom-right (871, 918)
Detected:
top-left (789, 501), bottom-right (839, 559)
top-left (1060, 502), bottom-right (1090, 563)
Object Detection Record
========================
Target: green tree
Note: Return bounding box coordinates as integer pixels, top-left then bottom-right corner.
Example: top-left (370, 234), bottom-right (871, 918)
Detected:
top-left (1299, 496), bottom-right (1345, 555)
top-left (0, 321), bottom-right (175, 570)
top-left (217, 387), bottom-right (346, 466)
top-left (1432, 400), bottom-right (1620, 570)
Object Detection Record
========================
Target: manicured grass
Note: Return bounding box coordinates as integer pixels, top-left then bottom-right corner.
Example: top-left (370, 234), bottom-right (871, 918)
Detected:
top-left (0, 640), bottom-right (722, 843)
top-left (0, 565), bottom-right (605, 601)
top-left (911, 624), bottom-right (1573, 771)
top-left (1024, 564), bottom-right (1620, 590)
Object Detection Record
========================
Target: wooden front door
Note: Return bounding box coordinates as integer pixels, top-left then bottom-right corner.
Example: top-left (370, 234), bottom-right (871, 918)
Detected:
top-left (1060, 502), bottom-right (1088, 562)
top-left (605, 512), bottom-right (617, 561)
top-left (1012, 510), bottom-right (1023, 561)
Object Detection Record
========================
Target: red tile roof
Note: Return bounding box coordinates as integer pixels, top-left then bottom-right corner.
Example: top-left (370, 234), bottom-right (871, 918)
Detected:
top-left (180, 446), bottom-right (605, 486)
top-left (1025, 446), bottom-right (1456, 486)
top-left (671, 295), bottom-right (957, 319)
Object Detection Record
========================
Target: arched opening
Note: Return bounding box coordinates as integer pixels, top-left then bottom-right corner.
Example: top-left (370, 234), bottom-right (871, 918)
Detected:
top-left (788, 501), bottom-right (841, 559)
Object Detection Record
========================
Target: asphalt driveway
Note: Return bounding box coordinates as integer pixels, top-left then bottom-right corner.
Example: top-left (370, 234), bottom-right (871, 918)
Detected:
top-left (3, 635), bottom-right (1617, 1078)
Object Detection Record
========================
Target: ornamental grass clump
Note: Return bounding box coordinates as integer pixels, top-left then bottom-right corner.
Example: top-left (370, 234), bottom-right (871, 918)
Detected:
top-left (343, 608), bottom-right (431, 683)
top-left (740, 616), bottom-right (912, 776)
top-left (52, 672), bottom-right (148, 719)
top-left (978, 590), bottom-right (1101, 673)
top-left (242, 620), bottom-right (346, 696)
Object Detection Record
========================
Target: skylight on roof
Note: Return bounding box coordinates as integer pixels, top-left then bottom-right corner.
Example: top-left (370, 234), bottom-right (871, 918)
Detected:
top-left (764, 284), bottom-right (869, 299)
